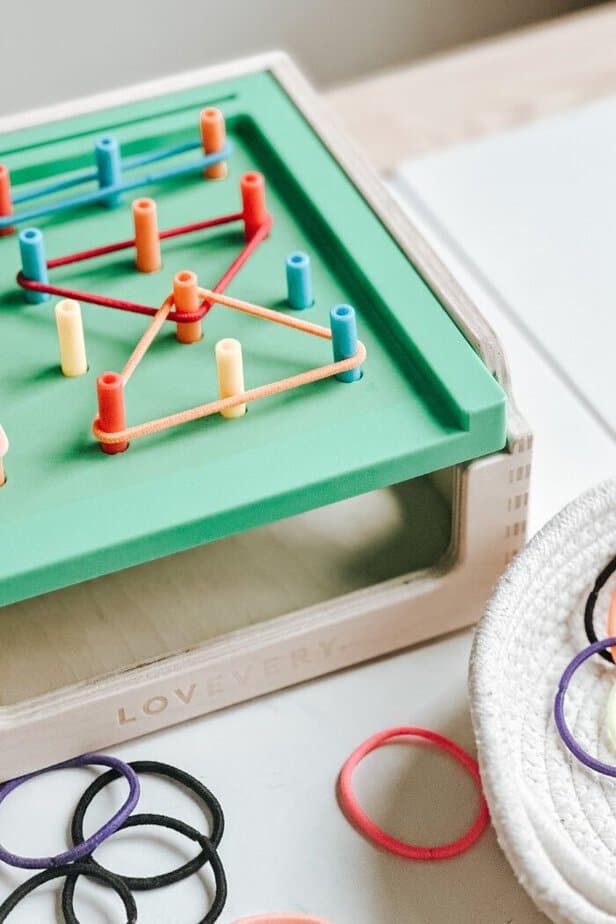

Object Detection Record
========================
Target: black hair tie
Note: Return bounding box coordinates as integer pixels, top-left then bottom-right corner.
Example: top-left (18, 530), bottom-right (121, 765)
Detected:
top-left (62, 814), bottom-right (227, 923)
top-left (584, 553), bottom-right (616, 662)
top-left (70, 759), bottom-right (224, 889)
top-left (0, 862), bottom-right (136, 923)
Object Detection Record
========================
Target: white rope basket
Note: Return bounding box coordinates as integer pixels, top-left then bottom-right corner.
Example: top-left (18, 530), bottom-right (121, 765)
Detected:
top-left (470, 478), bottom-right (616, 924)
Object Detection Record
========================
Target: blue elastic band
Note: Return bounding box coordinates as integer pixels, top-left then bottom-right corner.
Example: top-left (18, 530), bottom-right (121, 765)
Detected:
top-left (3, 141), bottom-right (231, 228)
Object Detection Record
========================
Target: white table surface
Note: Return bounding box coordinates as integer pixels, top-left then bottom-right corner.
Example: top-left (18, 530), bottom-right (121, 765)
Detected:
top-left (397, 95), bottom-right (616, 440)
top-left (3, 100), bottom-right (616, 923)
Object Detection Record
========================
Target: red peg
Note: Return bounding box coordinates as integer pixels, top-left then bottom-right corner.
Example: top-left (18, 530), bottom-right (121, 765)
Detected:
top-left (96, 372), bottom-right (129, 454)
top-left (240, 172), bottom-right (268, 241)
top-left (0, 165), bottom-right (15, 237)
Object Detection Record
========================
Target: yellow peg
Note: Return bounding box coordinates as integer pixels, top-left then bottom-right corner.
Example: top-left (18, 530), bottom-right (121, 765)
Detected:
top-left (215, 338), bottom-right (246, 418)
top-left (55, 299), bottom-right (88, 376)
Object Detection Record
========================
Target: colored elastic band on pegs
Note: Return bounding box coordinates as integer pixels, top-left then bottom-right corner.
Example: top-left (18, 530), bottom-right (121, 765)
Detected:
top-left (69, 759), bottom-right (224, 889)
top-left (90, 286), bottom-right (366, 451)
top-left (584, 552), bottom-right (616, 662)
top-left (0, 863), bottom-right (137, 924)
top-left (554, 637), bottom-right (616, 775)
top-left (1, 125), bottom-right (232, 232)
top-left (0, 754), bottom-right (140, 869)
top-left (16, 174), bottom-right (271, 320)
top-left (338, 726), bottom-right (490, 860)
top-left (63, 814), bottom-right (227, 924)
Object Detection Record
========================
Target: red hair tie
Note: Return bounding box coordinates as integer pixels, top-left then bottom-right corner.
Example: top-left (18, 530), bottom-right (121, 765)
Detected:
top-left (338, 726), bottom-right (489, 860)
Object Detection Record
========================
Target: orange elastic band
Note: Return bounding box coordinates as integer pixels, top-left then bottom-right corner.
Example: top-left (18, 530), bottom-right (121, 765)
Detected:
top-left (92, 289), bottom-right (366, 446)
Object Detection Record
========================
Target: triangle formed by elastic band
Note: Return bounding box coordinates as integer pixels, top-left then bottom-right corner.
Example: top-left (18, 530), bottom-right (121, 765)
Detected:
top-left (92, 286), bottom-right (366, 447)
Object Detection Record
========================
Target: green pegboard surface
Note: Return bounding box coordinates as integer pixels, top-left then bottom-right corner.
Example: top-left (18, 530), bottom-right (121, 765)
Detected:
top-left (0, 69), bottom-right (506, 606)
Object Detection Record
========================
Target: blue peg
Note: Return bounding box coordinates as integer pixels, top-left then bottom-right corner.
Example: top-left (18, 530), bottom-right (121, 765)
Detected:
top-left (95, 135), bottom-right (122, 208)
top-left (330, 304), bottom-right (361, 382)
top-left (286, 251), bottom-right (313, 310)
top-left (19, 228), bottom-right (49, 304)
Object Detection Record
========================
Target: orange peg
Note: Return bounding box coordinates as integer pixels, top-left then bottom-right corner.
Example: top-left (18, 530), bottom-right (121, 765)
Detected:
top-left (200, 107), bottom-right (228, 180)
top-left (173, 270), bottom-right (202, 344)
top-left (240, 172), bottom-right (267, 241)
top-left (96, 372), bottom-right (129, 454)
top-left (132, 198), bottom-right (161, 273)
top-left (0, 165), bottom-right (14, 237)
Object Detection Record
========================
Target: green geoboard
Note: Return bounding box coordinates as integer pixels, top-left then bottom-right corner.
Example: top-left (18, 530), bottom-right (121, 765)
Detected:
top-left (0, 68), bottom-right (506, 606)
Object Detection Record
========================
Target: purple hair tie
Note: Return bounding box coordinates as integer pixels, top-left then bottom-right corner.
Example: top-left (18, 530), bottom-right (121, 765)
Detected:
top-left (554, 636), bottom-right (616, 776)
top-left (0, 753), bottom-right (140, 869)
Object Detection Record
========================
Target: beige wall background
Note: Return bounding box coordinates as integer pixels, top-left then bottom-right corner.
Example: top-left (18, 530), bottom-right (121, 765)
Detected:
top-left (0, 0), bottom-right (598, 116)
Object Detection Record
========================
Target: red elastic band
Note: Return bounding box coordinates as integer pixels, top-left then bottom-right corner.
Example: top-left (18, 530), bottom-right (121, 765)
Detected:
top-left (16, 212), bottom-right (271, 323)
top-left (337, 726), bottom-right (490, 861)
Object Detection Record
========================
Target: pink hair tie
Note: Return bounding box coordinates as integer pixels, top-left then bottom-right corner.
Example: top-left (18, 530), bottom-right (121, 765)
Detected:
top-left (232, 917), bottom-right (330, 923)
top-left (338, 726), bottom-right (489, 860)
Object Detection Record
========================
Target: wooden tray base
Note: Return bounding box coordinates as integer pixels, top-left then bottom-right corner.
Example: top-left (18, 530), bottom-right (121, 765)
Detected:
top-left (0, 436), bottom-right (530, 779)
